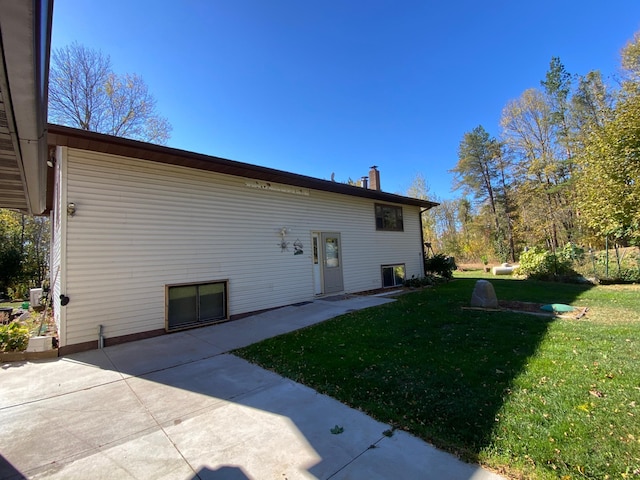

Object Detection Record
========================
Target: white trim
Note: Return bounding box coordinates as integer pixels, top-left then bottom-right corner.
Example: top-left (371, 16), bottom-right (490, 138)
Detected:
top-left (58, 146), bottom-right (68, 347)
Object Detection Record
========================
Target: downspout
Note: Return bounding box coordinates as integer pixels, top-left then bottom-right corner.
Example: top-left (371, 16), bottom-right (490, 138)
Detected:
top-left (98, 324), bottom-right (104, 349)
top-left (419, 208), bottom-right (429, 277)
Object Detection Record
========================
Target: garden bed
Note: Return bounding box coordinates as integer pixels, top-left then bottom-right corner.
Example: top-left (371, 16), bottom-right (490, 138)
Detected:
top-left (0, 306), bottom-right (58, 361)
top-left (0, 348), bottom-right (58, 362)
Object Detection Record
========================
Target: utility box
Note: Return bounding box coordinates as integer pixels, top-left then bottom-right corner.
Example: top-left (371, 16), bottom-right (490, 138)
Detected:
top-left (30, 288), bottom-right (43, 308)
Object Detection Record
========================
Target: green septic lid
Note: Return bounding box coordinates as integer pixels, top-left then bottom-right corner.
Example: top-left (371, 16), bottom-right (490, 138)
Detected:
top-left (21, 302), bottom-right (30, 309)
top-left (540, 303), bottom-right (575, 313)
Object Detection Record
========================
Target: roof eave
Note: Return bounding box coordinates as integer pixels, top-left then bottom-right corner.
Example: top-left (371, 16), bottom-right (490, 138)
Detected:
top-left (0, 0), bottom-right (53, 215)
top-left (47, 124), bottom-right (439, 210)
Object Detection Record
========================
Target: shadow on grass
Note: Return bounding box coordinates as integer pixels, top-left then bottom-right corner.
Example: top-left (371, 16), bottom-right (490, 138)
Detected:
top-left (236, 275), bottom-right (595, 463)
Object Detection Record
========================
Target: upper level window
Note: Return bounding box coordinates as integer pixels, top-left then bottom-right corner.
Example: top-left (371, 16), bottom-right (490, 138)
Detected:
top-left (375, 203), bottom-right (403, 231)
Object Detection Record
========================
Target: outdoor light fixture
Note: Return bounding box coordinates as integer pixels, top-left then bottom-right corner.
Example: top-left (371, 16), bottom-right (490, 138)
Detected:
top-left (67, 202), bottom-right (76, 217)
top-left (47, 148), bottom-right (56, 168)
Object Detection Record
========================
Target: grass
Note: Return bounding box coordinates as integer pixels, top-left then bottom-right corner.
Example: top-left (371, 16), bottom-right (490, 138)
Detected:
top-left (0, 300), bottom-right (23, 308)
top-left (235, 273), bottom-right (640, 479)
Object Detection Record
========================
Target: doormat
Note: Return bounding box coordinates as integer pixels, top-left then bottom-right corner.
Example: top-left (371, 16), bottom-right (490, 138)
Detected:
top-left (322, 294), bottom-right (356, 302)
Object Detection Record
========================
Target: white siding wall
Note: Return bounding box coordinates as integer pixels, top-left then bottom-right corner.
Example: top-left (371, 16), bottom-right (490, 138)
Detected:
top-left (61, 147), bottom-right (424, 347)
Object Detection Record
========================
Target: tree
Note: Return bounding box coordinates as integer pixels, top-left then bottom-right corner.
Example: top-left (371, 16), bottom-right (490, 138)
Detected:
top-left (573, 31), bottom-right (640, 246)
top-left (500, 88), bottom-right (575, 249)
top-left (406, 173), bottom-right (437, 246)
top-left (571, 70), bottom-right (613, 135)
top-left (0, 209), bottom-right (50, 297)
top-left (621, 31), bottom-right (640, 87)
top-left (433, 199), bottom-right (463, 258)
top-left (0, 210), bottom-right (22, 293)
top-left (576, 87), bottom-right (640, 245)
top-left (451, 126), bottom-right (516, 260)
top-left (49, 42), bottom-right (172, 144)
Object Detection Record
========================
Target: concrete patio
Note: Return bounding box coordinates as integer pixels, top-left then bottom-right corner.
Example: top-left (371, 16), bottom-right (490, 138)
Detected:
top-left (0, 295), bottom-right (504, 479)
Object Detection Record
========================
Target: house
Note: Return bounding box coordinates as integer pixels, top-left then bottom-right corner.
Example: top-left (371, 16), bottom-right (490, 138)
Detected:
top-left (47, 125), bottom-right (437, 354)
top-left (1, 0), bottom-right (438, 355)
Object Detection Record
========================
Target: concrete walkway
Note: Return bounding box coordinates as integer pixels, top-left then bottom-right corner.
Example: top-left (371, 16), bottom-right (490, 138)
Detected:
top-left (0, 295), bottom-right (505, 480)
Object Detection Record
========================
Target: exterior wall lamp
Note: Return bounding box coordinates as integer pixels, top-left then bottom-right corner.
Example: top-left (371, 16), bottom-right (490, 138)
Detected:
top-left (67, 202), bottom-right (76, 217)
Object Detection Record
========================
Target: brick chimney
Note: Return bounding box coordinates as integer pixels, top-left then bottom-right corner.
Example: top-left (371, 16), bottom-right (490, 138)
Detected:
top-left (369, 166), bottom-right (380, 191)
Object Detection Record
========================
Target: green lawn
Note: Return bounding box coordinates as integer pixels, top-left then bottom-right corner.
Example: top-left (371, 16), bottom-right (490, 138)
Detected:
top-left (235, 274), bottom-right (640, 479)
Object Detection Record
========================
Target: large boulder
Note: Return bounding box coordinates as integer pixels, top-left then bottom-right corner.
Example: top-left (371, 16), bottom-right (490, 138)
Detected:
top-left (470, 279), bottom-right (498, 308)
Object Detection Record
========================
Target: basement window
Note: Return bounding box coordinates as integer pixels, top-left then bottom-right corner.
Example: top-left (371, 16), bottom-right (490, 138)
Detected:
top-left (166, 280), bottom-right (228, 332)
top-left (375, 203), bottom-right (404, 231)
top-left (382, 264), bottom-right (405, 288)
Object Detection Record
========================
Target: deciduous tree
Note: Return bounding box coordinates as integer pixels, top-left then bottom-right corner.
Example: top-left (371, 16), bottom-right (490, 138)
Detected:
top-left (49, 42), bottom-right (172, 144)
top-left (0, 210), bottom-right (49, 296)
top-left (406, 173), bottom-right (437, 246)
top-left (576, 58), bottom-right (640, 245)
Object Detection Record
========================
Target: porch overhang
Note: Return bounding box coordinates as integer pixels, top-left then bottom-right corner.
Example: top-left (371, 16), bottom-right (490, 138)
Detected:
top-left (0, 0), bottom-right (53, 214)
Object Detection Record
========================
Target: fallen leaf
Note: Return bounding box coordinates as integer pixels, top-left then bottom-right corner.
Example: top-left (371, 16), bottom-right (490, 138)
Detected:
top-left (330, 425), bottom-right (344, 435)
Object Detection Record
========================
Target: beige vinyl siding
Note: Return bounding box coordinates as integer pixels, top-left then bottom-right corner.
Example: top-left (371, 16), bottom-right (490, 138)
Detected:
top-left (61, 147), bottom-right (424, 346)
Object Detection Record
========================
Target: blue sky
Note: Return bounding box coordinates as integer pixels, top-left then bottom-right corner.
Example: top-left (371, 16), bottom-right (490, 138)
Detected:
top-left (50, 1), bottom-right (640, 200)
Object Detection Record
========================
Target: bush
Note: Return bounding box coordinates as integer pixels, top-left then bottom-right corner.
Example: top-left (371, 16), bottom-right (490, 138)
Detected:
top-left (424, 254), bottom-right (457, 279)
top-left (572, 246), bottom-right (640, 284)
top-left (599, 269), bottom-right (640, 284)
top-left (404, 275), bottom-right (436, 288)
top-left (7, 282), bottom-right (33, 301)
top-left (0, 322), bottom-right (30, 352)
top-left (558, 242), bottom-right (585, 264)
top-left (516, 246), bottom-right (574, 280)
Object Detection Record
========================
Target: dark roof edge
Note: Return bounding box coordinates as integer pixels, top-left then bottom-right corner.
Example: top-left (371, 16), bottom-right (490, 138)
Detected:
top-left (47, 124), bottom-right (439, 209)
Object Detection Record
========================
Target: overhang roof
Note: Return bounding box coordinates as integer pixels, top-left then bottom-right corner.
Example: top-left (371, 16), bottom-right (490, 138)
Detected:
top-left (47, 124), bottom-right (439, 210)
top-left (0, 0), bottom-right (53, 214)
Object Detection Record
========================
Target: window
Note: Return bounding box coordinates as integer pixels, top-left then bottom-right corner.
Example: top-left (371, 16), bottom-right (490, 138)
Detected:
top-left (382, 264), bottom-right (405, 288)
top-left (166, 280), bottom-right (228, 331)
top-left (375, 203), bottom-right (403, 231)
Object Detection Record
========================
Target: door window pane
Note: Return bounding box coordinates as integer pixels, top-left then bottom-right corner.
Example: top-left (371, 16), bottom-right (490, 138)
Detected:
top-left (325, 237), bottom-right (339, 267)
top-left (313, 236), bottom-right (319, 265)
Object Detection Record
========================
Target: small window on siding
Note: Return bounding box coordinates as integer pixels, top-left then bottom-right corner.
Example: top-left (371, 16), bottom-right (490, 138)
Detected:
top-left (382, 264), bottom-right (405, 288)
top-left (375, 203), bottom-right (404, 231)
top-left (166, 280), bottom-right (228, 332)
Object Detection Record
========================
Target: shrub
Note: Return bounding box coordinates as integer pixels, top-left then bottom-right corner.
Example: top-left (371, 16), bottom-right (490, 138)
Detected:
top-left (404, 275), bottom-right (436, 288)
top-left (7, 282), bottom-right (32, 301)
top-left (0, 322), bottom-right (30, 352)
top-left (516, 246), bottom-right (574, 280)
top-left (558, 242), bottom-right (585, 263)
top-left (424, 254), bottom-right (457, 279)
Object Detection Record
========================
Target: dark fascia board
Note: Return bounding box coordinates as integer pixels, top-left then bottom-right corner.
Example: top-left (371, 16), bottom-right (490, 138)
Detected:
top-left (47, 124), bottom-right (439, 209)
